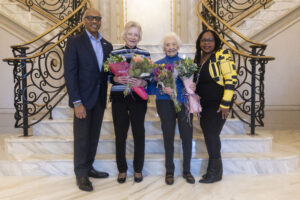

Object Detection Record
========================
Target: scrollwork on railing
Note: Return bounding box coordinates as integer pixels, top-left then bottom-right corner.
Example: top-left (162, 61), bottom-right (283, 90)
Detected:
top-left (3, 0), bottom-right (89, 136)
top-left (197, 0), bottom-right (274, 134)
top-left (207, 0), bottom-right (272, 24)
top-left (23, 0), bottom-right (75, 21)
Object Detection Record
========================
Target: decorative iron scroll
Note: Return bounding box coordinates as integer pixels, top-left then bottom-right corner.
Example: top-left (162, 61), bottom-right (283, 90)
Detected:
top-left (209, 0), bottom-right (270, 23)
top-left (200, 1), bottom-right (273, 134)
top-left (23, 0), bottom-right (80, 21)
top-left (4, 1), bottom-right (88, 136)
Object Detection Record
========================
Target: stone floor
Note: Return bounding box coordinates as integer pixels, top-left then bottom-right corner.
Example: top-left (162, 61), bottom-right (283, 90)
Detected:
top-left (0, 110), bottom-right (300, 200)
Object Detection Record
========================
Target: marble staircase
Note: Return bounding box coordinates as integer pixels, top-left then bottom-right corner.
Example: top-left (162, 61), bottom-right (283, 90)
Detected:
top-left (0, 0), bottom-right (61, 42)
top-left (0, 94), bottom-right (298, 176)
top-left (231, 0), bottom-right (300, 43)
top-left (0, 0), bottom-right (299, 177)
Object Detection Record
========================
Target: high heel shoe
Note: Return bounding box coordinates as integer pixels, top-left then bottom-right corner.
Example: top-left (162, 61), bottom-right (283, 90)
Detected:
top-left (117, 172), bottom-right (126, 184)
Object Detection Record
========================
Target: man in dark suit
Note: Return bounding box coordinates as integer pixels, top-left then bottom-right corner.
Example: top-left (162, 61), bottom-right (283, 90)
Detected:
top-left (64, 8), bottom-right (113, 192)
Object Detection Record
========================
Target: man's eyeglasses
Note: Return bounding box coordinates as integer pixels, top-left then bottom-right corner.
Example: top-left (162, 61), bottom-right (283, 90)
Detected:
top-left (200, 38), bottom-right (214, 43)
top-left (85, 16), bottom-right (102, 22)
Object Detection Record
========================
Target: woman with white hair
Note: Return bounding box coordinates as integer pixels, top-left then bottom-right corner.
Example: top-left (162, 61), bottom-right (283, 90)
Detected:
top-left (148, 32), bottom-right (195, 185)
top-left (109, 21), bottom-right (150, 184)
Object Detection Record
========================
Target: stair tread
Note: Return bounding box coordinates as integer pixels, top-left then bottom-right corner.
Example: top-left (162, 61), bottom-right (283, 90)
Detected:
top-left (32, 117), bottom-right (242, 123)
top-left (5, 133), bottom-right (273, 142)
top-left (2, 149), bottom-right (297, 162)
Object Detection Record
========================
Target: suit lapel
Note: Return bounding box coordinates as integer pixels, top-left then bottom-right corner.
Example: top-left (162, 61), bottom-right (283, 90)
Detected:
top-left (81, 31), bottom-right (99, 71)
top-left (101, 39), bottom-right (109, 62)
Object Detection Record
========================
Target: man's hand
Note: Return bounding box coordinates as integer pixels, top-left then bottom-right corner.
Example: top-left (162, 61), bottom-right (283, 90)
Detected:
top-left (162, 87), bottom-right (174, 96)
top-left (114, 76), bottom-right (129, 85)
top-left (217, 107), bottom-right (229, 120)
top-left (74, 104), bottom-right (87, 119)
top-left (129, 78), bottom-right (146, 87)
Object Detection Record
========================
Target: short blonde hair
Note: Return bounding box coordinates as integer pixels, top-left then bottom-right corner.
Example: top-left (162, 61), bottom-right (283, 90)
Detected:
top-left (122, 21), bottom-right (142, 42)
top-left (161, 32), bottom-right (182, 49)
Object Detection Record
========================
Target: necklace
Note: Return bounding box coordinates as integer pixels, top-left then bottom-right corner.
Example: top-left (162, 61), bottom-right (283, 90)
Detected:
top-left (195, 57), bottom-right (210, 84)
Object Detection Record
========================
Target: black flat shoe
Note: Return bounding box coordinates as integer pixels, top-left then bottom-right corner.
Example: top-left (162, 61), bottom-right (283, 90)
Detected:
top-left (165, 173), bottom-right (174, 185)
top-left (183, 172), bottom-right (195, 184)
top-left (117, 173), bottom-right (127, 184)
top-left (134, 172), bottom-right (143, 183)
top-left (88, 168), bottom-right (109, 178)
top-left (76, 176), bottom-right (93, 192)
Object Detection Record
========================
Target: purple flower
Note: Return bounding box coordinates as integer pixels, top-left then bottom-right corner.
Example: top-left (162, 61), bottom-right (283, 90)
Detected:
top-left (164, 64), bottom-right (173, 71)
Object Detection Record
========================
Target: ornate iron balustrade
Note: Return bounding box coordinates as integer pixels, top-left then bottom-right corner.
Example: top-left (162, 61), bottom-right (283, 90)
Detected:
top-left (207, 0), bottom-right (272, 24)
top-left (197, 0), bottom-right (275, 135)
top-left (18, 0), bottom-right (79, 21)
top-left (3, 0), bottom-right (90, 136)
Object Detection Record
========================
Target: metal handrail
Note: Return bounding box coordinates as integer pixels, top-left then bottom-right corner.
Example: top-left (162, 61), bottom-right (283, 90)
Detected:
top-left (196, 0), bottom-right (274, 60)
top-left (13, 0), bottom-right (67, 25)
top-left (2, 0), bottom-right (91, 136)
top-left (3, 22), bottom-right (83, 61)
top-left (4, 0), bottom-right (90, 50)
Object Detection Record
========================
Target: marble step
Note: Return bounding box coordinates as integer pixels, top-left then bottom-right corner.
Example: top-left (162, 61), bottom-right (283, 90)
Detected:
top-left (4, 133), bottom-right (272, 155)
top-left (32, 118), bottom-right (246, 136)
top-left (0, 150), bottom-right (298, 176)
top-left (51, 105), bottom-right (159, 121)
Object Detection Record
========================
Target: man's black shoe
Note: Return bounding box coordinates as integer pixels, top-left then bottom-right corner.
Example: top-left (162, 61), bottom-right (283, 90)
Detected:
top-left (88, 168), bottom-right (109, 178)
top-left (76, 176), bottom-right (93, 192)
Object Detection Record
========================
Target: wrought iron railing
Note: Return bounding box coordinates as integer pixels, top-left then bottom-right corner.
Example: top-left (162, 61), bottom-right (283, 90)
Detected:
top-left (210, 0), bottom-right (273, 25)
top-left (15, 0), bottom-right (79, 22)
top-left (2, 0), bottom-right (91, 136)
top-left (196, 0), bottom-right (275, 135)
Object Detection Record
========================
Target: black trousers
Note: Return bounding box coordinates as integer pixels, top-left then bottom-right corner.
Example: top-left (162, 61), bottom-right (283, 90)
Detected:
top-left (156, 100), bottom-right (193, 174)
top-left (111, 94), bottom-right (147, 173)
top-left (200, 101), bottom-right (226, 159)
top-left (73, 96), bottom-right (105, 177)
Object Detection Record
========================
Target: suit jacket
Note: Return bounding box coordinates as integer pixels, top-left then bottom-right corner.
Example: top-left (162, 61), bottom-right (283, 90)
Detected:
top-left (64, 31), bottom-right (113, 110)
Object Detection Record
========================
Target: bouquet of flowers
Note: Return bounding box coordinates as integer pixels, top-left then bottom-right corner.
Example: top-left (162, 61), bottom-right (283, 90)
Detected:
top-left (103, 54), bottom-right (129, 75)
top-left (153, 63), bottom-right (181, 113)
top-left (176, 57), bottom-right (201, 114)
top-left (123, 55), bottom-right (155, 100)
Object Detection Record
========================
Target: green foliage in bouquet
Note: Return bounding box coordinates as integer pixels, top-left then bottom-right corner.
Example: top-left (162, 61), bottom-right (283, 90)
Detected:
top-left (128, 55), bottom-right (155, 78)
top-left (103, 54), bottom-right (126, 72)
top-left (176, 57), bottom-right (198, 78)
top-left (123, 55), bottom-right (155, 96)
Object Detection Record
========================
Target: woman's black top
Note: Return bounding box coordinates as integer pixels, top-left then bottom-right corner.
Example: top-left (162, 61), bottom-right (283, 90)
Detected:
top-left (195, 57), bottom-right (224, 105)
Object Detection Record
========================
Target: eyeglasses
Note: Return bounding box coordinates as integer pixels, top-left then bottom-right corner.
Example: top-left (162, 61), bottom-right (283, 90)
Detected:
top-left (85, 16), bottom-right (102, 22)
top-left (200, 38), bottom-right (214, 43)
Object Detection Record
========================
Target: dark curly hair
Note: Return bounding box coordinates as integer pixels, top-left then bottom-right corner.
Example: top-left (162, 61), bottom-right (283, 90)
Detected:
top-left (194, 30), bottom-right (222, 65)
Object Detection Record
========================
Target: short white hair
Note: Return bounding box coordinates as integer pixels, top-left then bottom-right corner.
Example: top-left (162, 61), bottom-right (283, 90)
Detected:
top-left (161, 32), bottom-right (182, 49)
top-left (122, 21), bottom-right (142, 42)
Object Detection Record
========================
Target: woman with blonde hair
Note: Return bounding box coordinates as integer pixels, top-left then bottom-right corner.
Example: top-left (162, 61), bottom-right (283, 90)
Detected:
top-left (109, 21), bottom-right (150, 184)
